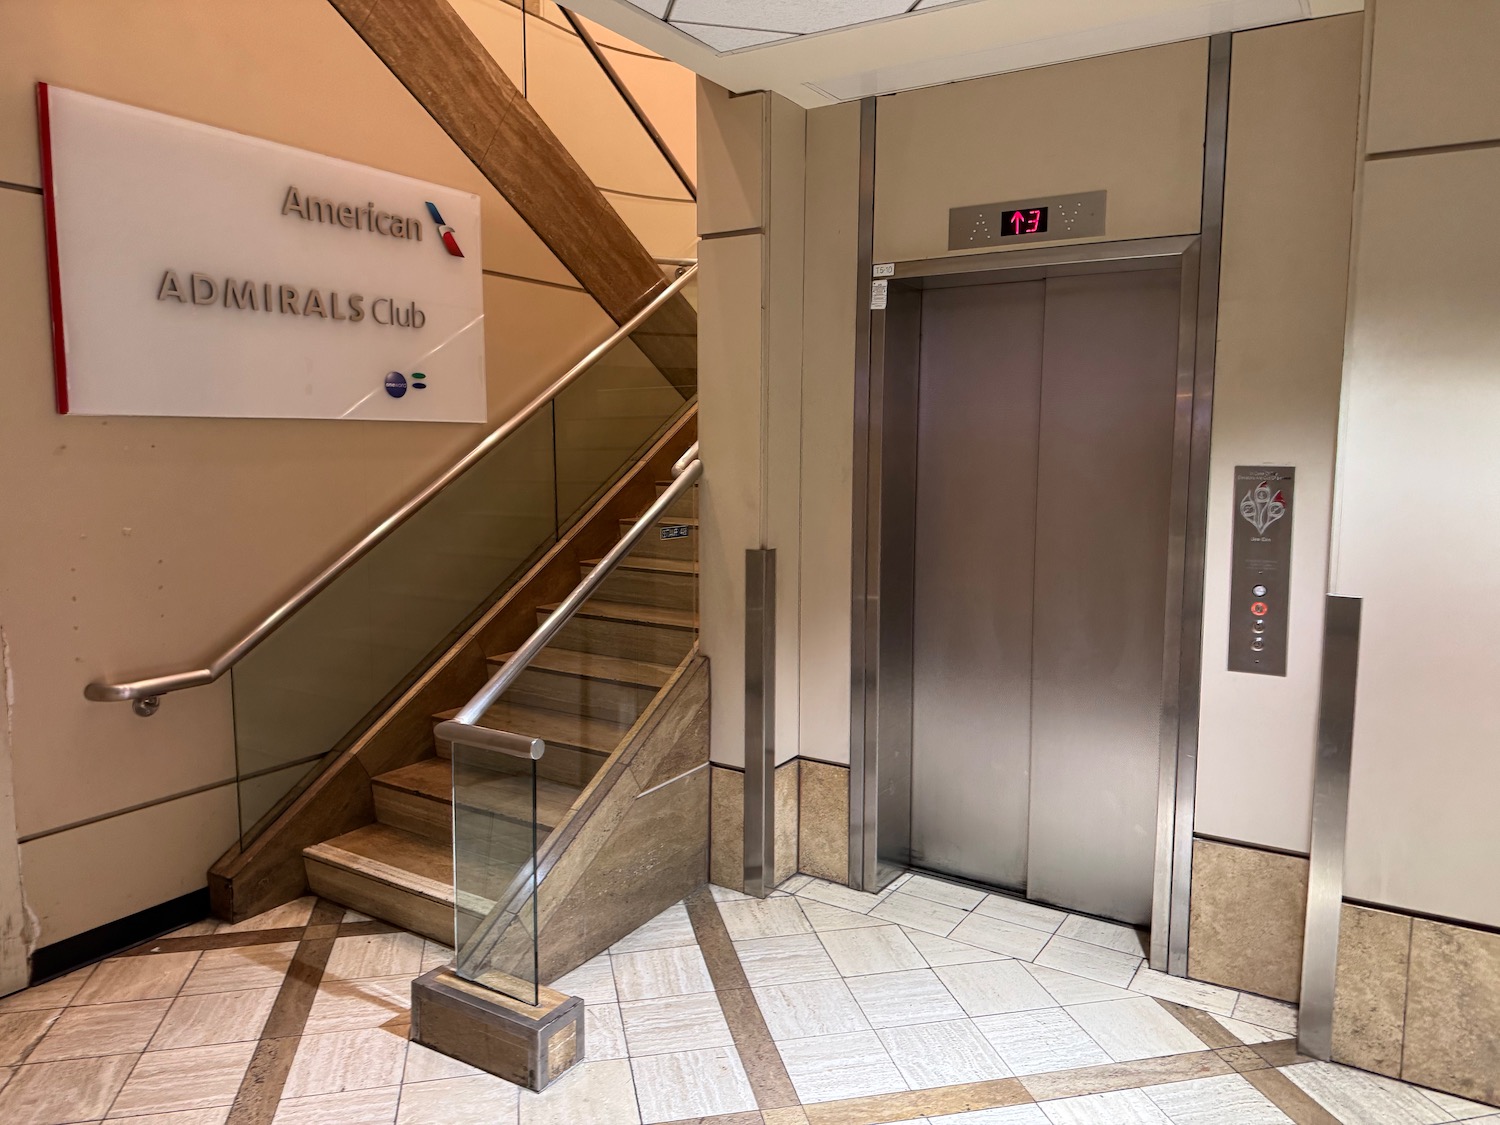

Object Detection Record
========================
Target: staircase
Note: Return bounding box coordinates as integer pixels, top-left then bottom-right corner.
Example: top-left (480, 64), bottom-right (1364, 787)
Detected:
top-left (302, 481), bottom-right (699, 944)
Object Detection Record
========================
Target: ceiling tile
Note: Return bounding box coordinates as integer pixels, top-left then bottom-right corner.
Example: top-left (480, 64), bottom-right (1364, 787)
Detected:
top-left (671, 0), bottom-right (915, 36)
top-left (673, 21), bottom-right (798, 52)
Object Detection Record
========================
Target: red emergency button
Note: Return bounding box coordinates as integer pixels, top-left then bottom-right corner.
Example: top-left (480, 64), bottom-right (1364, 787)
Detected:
top-left (1250, 601), bottom-right (1269, 616)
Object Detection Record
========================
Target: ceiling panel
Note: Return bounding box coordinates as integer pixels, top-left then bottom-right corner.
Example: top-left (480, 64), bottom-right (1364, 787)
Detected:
top-left (668, 0), bottom-right (915, 36)
top-left (673, 22), bottom-right (797, 52)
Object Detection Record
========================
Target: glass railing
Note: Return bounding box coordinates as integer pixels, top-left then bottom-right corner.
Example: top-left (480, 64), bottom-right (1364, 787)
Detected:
top-left (446, 458), bottom-right (701, 1006)
top-left (228, 273), bottom-right (697, 842)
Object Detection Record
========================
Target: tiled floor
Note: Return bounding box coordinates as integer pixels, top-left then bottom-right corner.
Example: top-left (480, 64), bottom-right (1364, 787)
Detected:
top-left (0, 874), bottom-right (1494, 1125)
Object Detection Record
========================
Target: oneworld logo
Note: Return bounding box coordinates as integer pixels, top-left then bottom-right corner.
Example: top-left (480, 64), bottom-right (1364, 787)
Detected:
top-left (425, 202), bottom-right (464, 258)
top-left (385, 371), bottom-right (428, 399)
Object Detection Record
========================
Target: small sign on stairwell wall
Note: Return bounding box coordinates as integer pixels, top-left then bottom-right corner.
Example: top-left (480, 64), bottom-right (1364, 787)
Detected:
top-left (660, 525), bottom-right (692, 541)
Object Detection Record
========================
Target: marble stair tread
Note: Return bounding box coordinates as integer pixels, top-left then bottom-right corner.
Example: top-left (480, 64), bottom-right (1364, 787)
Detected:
top-left (372, 756), bottom-right (581, 828)
top-left (538, 598), bottom-right (698, 631)
top-left (308, 823), bottom-right (453, 888)
top-left (485, 647), bottom-right (677, 689)
top-left (581, 555), bottom-right (698, 577)
top-left (433, 701), bottom-right (631, 756)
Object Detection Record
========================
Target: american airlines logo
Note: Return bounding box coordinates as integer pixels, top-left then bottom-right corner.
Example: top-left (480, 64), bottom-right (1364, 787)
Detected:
top-left (425, 202), bottom-right (464, 258)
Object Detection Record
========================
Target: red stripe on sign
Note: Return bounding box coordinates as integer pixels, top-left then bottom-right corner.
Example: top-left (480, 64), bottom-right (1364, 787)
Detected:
top-left (36, 82), bottom-right (70, 415)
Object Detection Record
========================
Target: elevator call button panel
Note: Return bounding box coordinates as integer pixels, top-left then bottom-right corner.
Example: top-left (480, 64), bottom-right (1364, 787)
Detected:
top-left (1229, 466), bottom-right (1294, 676)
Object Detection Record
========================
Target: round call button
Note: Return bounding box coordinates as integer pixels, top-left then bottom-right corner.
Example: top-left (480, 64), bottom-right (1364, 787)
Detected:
top-left (1250, 601), bottom-right (1269, 616)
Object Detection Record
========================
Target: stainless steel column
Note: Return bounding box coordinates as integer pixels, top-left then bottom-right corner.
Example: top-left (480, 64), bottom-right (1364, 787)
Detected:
top-left (1027, 269), bottom-right (1184, 925)
top-left (1298, 594), bottom-right (1363, 1059)
top-left (744, 549), bottom-right (776, 898)
top-left (911, 281), bottom-right (1046, 889)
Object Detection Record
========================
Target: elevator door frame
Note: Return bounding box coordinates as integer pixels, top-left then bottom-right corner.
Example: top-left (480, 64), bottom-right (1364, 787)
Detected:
top-left (850, 235), bottom-right (1213, 974)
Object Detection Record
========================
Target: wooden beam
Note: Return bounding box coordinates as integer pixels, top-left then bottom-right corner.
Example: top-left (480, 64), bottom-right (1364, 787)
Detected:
top-left (328, 0), bottom-right (696, 344)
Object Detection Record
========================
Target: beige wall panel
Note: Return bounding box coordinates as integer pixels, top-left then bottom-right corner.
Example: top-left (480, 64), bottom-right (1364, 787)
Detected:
top-left (524, 15), bottom-right (689, 201)
top-left (0, 184), bottom-right (607, 836)
top-left (601, 193), bottom-right (698, 261)
top-left (766, 95), bottom-right (806, 768)
top-left (797, 102), bottom-right (862, 767)
top-left (1194, 16), bottom-right (1363, 854)
top-left (579, 15), bottom-right (662, 59)
top-left (0, 0), bottom-right (577, 287)
top-left (602, 49), bottom-right (699, 187)
top-left (697, 82), bottom-right (765, 237)
top-left (697, 235), bottom-right (764, 767)
top-left (871, 40), bottom-right (1208, 263)
top-left (1187, 839), bottom-right (1307, 1003)
top-left (21, 784), bottom-right (239, 944)
top-left (1366, 0), bottom-right (1500, 154)
top-left (1335, 149), bottom-right (1500, 928)
top-left (450, 0), bottom-right (526, 89)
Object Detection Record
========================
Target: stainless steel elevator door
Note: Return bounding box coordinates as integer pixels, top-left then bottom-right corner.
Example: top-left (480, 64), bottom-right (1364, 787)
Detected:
top-left (912, 281), bottom-right (1045, 888)
top-left (1027, 270), bottom-right (1182, 926)
top-left (910, 268), bottom-right (1182, 926)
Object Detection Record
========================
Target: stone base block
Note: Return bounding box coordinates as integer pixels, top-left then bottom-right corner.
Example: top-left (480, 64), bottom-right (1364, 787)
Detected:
top-left (410, 966), bottom-right (582, 1092)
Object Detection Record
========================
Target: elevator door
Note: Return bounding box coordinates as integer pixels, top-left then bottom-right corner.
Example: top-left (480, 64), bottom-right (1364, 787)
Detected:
top-left (910, 268), bottom-right (1182, 926)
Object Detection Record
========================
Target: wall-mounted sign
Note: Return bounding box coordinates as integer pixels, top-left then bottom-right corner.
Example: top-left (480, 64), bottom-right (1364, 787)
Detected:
top-left (1228, 466), bottom-right (1295, 677)
top-left (38, 84), bottom-right (486, 422)
top-left (948, 191), bottom-right (1106, 251)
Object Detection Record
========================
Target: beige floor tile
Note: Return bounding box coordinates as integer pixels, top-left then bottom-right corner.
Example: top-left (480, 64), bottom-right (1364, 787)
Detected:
top-left (937, 960), bottom-right (1057, 1018)
top-left (797, 900), bottom-right (887, 933)
top-left (619, 992), bottom-right (733, 1055)
top-left (402, 1042), bottom-right (483, 1084)
top-left (611, 945), bottom-right (715, 1001)
top-left (396, 1073), bottom-right (520, 1124)
top-left (0, 1009), bottom-right (60, 1065)
top-left (107, 1040), bottom-right (257, 1117)
top-left (1127, 967), bottom-right (1238, 1017)
top-left (272, 1084), bottom-right (401, 1124)
top-left (517, 1057), bottom-right (640, 1125)
top-left (1024, 964), bottom-right (1136, 1007)
top-left (419, 943), bottom-right (452, 974)
top-left (776, 1029), bottom-right (908, 1104)
top-left (630, 1046), bottom-right (757, 1123)
top-left (1065, 997), bottom-right (1206, 1063)
top-left (151, 987), bottom-right (279, 1050)
top-left (754, 978), bottom-right (871, 1041)
top-left (974, 895), bottom-right (1069, 935)
top-left (281, 1027), bottom-right (409, 1099)
top-left (1215, 1015), bottom-right (1286, 1045)
top-left (870, 891), bottom-right (970, 937)
top-left (551, 954), bottom-right (617, 1006)
top-left (796, 880), bottom-right (888, 915)
top-left (1040, 1087), bottom-right (1171, 1124)
top-left (906, 928), bottom-right (1007, 968)
top-left (717, 897), bottom-right (813, 942)
top-left (0, 967), bottom-right (95, 1013)
top-left (818, 926), bottom-right (926, 977)
top-left (974, 1008), bottom-right (1113, 1076)
top-left (1233, 994), bottom-right (1298, 1035)
top-left (610, 903), bottom-right (698, 954)
top-left (1280, 1060), bottom-right (1450, 1125)
top-left (1057, 916), bottom-right (1149, 957)
top-left (29, 998), bottom-right (171, 1061)
top-left (846, 967), bottom-right (967, 1029)
top-left (75, 953), bottom-right (202, 1005)
top-left (303, 977), bottom-right (412, 1036)
top-left (735, 934), bottom-right (842, 989)
top-left (116, 1109), bottom-right (232, 1124)
top-left (1141, 1072), bottom-right (1293, 1124)
top-left (877, 1018), bottom-right (1012, 1088)
top-left (901, 874), bottom-right (988, 912)
top-left (929, 1106), bottom-right (1050, 1124)
top-left (180, 944), bottom-right (297, 996)
top-left (951, 913), bottom-right (1053, 961)
top-left (0, 1052), bottom-right (137, 1124)
top-left (1033, 936), bottom-right (1141, 988)
top-left (585, 1003), bottom-right (627, 1061)
top-left (322, 933), bottom-right (425, 983)
top-left (217, 897), bottom-right (316, 935)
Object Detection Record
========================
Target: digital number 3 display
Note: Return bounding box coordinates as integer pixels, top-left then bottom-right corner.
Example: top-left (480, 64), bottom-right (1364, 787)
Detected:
top-left (1001, 207), bottom-right (1048, 237)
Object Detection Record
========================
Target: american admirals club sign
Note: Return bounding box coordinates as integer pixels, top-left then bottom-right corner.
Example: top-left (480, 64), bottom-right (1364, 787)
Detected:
top-left (37, 84), bottom-right (485, 422)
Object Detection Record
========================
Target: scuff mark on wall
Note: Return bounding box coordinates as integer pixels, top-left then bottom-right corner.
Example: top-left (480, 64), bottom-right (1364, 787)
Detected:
top-left (0, 627), bottom-right (37, 995)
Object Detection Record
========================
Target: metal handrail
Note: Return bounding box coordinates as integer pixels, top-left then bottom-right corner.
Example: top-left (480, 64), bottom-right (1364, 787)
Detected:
top-left (671, 442), bottom-right (698, 478)
top-left (435, 457), bottom-right (701, 757)
top-left (86, 265), bottom-right (699, 715)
